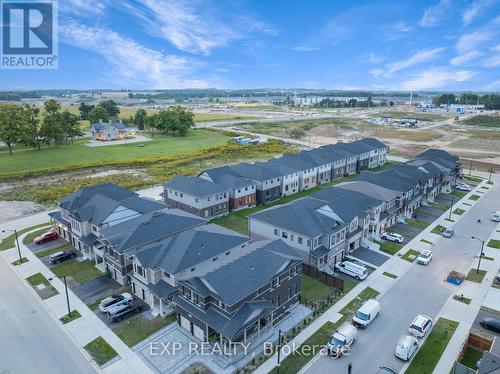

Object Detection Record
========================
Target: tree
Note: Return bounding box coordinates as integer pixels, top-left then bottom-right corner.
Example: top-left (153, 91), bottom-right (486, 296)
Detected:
top-left (44, 99), bottom-right (61, 114)
top-left (21, 104), bottom-right (41, 149)
top-left (0, 104), bottom-right (28, 155)
top-left (145, 107), bottom-right (193, 136)
top-left (89, 106), bottom-right (109, 123)
top-left (99, 100), bottom-right (120, 117)
top-left (288, 127), bottom-right (306, 139)
top-left (78, 102), bottom-right (95, 120)
top-left (133, 109), bottom-right (148, 130)
top-left (432, 94), bottom-right (456, 106)
top-left (40, 111), bottom-right (64, 147)
top-left (173, 106), bottom-right (193, 136)
top-left (61, 110), bottom-right (83, 143)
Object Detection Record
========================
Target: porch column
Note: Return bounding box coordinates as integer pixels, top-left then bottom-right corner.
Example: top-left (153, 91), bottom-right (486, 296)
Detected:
top-left (258, 320), bottom-right (261, 338)
top-left (159, 298), bottom-right (163, 315)
top-left (271, 311), bottom-right (274, 327)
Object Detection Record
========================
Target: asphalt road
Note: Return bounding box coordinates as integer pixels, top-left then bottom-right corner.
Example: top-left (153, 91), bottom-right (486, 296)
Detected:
top-left (304, 182), bottom-right (499, 374)
top-left (0, 256), bottom-right (96, 374)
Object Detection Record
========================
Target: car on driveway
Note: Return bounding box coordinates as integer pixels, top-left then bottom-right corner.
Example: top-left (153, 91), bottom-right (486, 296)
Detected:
top-left (394, 335), bottom-right (419, 361)
top-left (479, 318), bottom-right (500, 333)
top-left (417, 250), bottom-right (433, 265)
top-left (99, 292), bottom-right (133, 313)
top-left (107, 301), bottom-right (142, 322)
top-left (326, 324), bottom-right (358, 358)
top-left (442, 228), bottom-right (454, 238)
top-left (456, 184), bottom-right (471, 192)
top-left (48, 249), bottom-right (77, 264)
top-left (335, 261), bottom-right (368, 280)
top-left (409, 314), bottom-right (433, 337)
top-left (34, 230), bottom-right (59, 244)
top-left (381, 232), bottom-right (404, 243)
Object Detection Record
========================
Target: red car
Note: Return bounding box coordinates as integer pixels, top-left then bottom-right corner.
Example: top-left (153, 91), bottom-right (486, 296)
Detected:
top-left (34, 230), bottom-right (59, 244)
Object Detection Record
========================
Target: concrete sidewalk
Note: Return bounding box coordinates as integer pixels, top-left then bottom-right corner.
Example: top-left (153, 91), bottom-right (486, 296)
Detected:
top-left (254, 178), bottom-right (492, 374)
top-left (0, 229), bottom-right (154, 374)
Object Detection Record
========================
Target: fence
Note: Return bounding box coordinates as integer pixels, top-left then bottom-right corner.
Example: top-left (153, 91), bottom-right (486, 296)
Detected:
top-left (302, 264), bottom-right (344, 291)
top-left (467, 332), bottom-right (493, 351)
top-left (451, 362), bottom-right (477, 374)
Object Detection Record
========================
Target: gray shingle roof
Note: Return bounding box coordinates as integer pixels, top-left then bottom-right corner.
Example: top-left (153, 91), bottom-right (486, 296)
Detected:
top-left (317, 144), bottom-right (356, 160)
top-left (99, 208), bottom-right (205, 253)
top-left (311, 186), bottom-right (383, 209)
top-left (354, 169), bottom-right (416, 192)
top-left (230, 162), bottom-right (283, 181)
top-left (338, 180), bottom-right (402, 202)
top-left (165, 175), bottom-right (229, 197)
top-left (149, 279), bottom-right (176, 299)
top-left (249, 197), bottom-right (345, 237)
top-left (90, 121), bottom-right (126, 132)
top-left (201, 167), bottom-right (256, 189)
top-left (134, 224), bottom-right (249, 275)
top-left (356, 137), bottom-right (388, 150)
top-left (59, 183), bottom-right (137, 212)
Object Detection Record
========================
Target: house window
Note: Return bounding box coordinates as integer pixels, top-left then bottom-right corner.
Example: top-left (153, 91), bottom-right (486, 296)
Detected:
top-left (282, 231), bottom-right (288, 239)
top-left (276, 295), bottom-right (280, 306)
top-left (136, 265), bottom-right (144, 277)
top-left (288, 287), bottom-right (292, 299)
top-left (272, 277), bottom-right (279, 288)
top-left (163, 271), bottom-right (170, 278)
top-left (191, 267), bottom-right (195, 272)
top-left (226, 251), bottom-right (231, 256)
top-left (274, 229), bottom-right (279, 236)
top-left (298, 237), bottom-right (303, 244)
top-left (294, 283), bottom-right (298, 295)
top-left (212, 257), bottom-right (218, 262)
top-left (180, 193), bottom-right (183, 197)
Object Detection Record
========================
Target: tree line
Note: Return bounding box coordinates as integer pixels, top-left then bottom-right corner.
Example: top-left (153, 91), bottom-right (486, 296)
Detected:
top-left (78, 100), bottom-right (120, 123)
top-left (0, 100), bottom-right (82, 155)
top-left (432, 93), bottom-right (500, 109)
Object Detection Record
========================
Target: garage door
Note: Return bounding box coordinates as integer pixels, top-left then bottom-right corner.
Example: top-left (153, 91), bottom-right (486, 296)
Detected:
top-left (180, 316), bottom-right (191, 332)
top-left (193, 324), bottom-right (205, 341)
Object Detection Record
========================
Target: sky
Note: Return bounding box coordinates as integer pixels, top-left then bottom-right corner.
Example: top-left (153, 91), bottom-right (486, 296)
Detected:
top-left (1, 0), bottom-right (500, 91)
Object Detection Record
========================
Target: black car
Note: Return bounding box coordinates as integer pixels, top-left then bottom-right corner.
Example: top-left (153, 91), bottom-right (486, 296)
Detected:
top-left (479, 318), bottom-right (500, 333)
top-left (48, 249), bottom-right (76, 264)
top-left (107, 301), bottom-right (142, 322)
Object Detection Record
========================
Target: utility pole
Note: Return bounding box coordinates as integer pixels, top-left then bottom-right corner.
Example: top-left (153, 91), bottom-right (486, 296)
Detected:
top-left (63, 276), bottom-right (71, 318)
top-left (276, 329), bottom-right (282, 374)
top-left (469, 160), bottom-right (472, 175)
top-left (488, 169), bottom-right (493, 184)
top-left (472, 237), bottom-right (485, 274)
top-left (2, 229), bottom-right (23, 264)
top-left (448, 196), bottom-right (455, 221)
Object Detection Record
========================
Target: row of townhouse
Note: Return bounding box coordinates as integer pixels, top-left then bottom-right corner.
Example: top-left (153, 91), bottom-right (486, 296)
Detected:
top-left (49, 183), bottom-right (303, 344)
top-left (247, 148), bottom-right (463, 273)
top-left (162, 137), bottom-right (390, 219)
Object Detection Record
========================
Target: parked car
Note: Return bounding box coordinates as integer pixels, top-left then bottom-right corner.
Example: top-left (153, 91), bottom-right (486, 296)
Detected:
top-left (33, 230), bottom-right (59, 244)
top-left (456, 184), bottom-right (471, 192)
top-left (335, 261), bottom-right (369, 280)
top-left (99, 293), bottom-right (133, 313)
top-left (491, 211), bottom-right (500, 222)
top-left (377, 366), bottom-right (399, 374)
top-left (409, 314), bottom-right (433, 337)
top-left (48, 249), bottom-right (76, 264)
top-left (416, 250), bottom-right (433, 265)
top-left (381, 232), bottom-right (404, 243)
top-left (326, 324), bottom-right (358, 357)
top-left (352, 299), bottom-right (380, 328)
top-left (107, 301), bottom-right (142, 322)
top-left (442, 228), bottom-right (454, 238)
top-left (394, 335), bottom-right (419, 361)
top-left (479, 317), bottom-right (500, 333)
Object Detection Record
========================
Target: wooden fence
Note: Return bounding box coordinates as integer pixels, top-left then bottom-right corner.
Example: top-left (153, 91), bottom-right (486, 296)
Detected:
top-left (302, 264), bottom-right (344, 291)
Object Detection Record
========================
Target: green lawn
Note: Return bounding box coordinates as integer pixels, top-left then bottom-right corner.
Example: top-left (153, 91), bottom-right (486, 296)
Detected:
top-left (452, 208), bottom-right (465, 215)
top-left (112, 314), bottom-right (176, 347)
top-left (301, 274), bottom-right (335, 303)
top-left (51, 259), bottom-right (102, 285)
top-left (421, 239), bottom-right (434, 245)
top-left (338, 287), bottom-right (380, 317)
top-left (374, 240), bottom-right (403, 255)
top-left (460, 346), bottom-right (482, 369)
top-left (453, 295), bottom-right (471, 305)
top-left (383, 271), bottom-right (398, 279)
top-left (401, 249), bottom-right (420, 262)
top-left (405, 318), bottom-right (459, 374)
top-left (487, 239), bottom-right (500, 249)
top-left (26, 272), bottom-right (59, 299)
top-left (431, 225), bottom-right (446, 234)
top-left (23, 228), bottom-right (50, 245)
top-left (0, 222), bottom-right (50, 250)
top-left (60, 310), bottom-right (82, 324)
top-left (469, 194), bottom-right (481, 201)
top-left (11, 257), bottom-right (29, 266)
top-left (463, 175), bottom-right (484, 182)
top-left (35, 243), bottom-right (72, 258)
top-left (406, 219), bottom-right (430, 230)
top-left (0, 129), bottom-right (229, 178)
top-left (83, 336), bottom-right (118, 366)
top-left (430, 203), bottom-right (449, 211)
top-left (465, 269), bottom-right (487, 283)
top-left (450, 190), bottom-right (467, 199)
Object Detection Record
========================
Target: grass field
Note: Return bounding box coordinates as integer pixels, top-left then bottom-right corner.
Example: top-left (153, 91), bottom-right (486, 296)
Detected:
top-left (60, 310), bottom-right (82, 324)
top-left (51, 259), bottom-right (103, 285)
top-left (383, 271), bottom-right (397, 279)
top-left (0, 222), bottom-right (50, 250)
top-left (371, 111), bottom-right (446, 122)
top-left (465, 269), bottom-right (487, 283)
top-left (83, 336), bottom-right (118, 366)
top-left (301, 274), bottom-right (335, 303)
top-left (26, 272), bottom-right (58, 299)
top-left (405, 318), bottom-right (459, 374)
top-left (401, 249), bottom-right (420, 262)
top-left (452, 208), bottom-right (465, 215)
top-left (112, 314), bottom-right (176, 347)
top-left (374, 240), bottom-right (403, 255)
top-left (487, 239), bottom-right (500, 249)
top-left (461, 115), bottom-right (500, 128)
top-left (460, 346), bottom-right (482, 369)
top-left (0, 129), bottom-right (229, 177)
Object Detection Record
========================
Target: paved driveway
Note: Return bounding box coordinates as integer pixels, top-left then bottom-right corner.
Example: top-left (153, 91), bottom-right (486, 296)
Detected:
top-left (472, 308), bottom-right (500, 338)
top-left (27, 237), bottom-right (67, 255)
top-left (304, 182), bottom-right (499, 374)
top-left (72, 275), bottom-right (121, 304)
top-left (415, 206), bottom-right (445, 223)
top-left (389, 224), bottom-right (421, 244)
top-left (349, 247), bottom-right (390, 267)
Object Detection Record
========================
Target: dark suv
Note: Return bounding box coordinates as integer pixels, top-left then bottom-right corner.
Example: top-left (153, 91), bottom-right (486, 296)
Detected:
top-left (107, 301), bottom-right (142, 322)
top-left (48, 249), bottom-right (76, 264)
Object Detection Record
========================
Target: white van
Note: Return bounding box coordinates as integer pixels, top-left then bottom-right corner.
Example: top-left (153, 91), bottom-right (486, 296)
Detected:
top-left (491, 211), bottom-right (500, 222)
top-left (335, 261), bottom-right (369, 280)
top-left (394, 335), bottom-right (419, 361)
top-left (352, 299), bottom-right (380, 328)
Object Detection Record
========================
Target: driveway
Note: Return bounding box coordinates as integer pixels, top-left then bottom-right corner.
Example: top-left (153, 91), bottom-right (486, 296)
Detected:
top-left (27, 237), bottom-right (67, 255)
top-left (415, 206), bottom-right (445, 223)
top-left (435, 193), bottom-right (455, 206)
top-left (304, 181), bottom-right (499, 374)
top-left (85, 134), bottom-right (152, 147)
top-left (349, 247), bottom-right (390, 267)
top-left (472, 308), bottom-right (500, 338)
top-left (72, 275), bottom-right (121, 304)
top-left (389, 223), bottom-right (421, 244)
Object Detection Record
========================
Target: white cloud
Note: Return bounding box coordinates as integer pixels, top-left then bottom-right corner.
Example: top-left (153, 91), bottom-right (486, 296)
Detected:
top-left (450, 50), bottom-right (482, 65)
top-left (483, 54), bottom-right (500, 67)
top-left (400, 68), bottom-right (475, 90)
top-left (60, 0), bottom-right (106, 16)
top-left (365, 53), bottom-right (384, 64)
top-left (291, 46), bottom-right (319, 52)
top-left (384, 48), bottom-right (446, 75)
top-left (462, 0), bottom-right (496, 25)
top-left (60, 20), bottom-right (208, 88)
top-left (456, 29), bottom-right (494, 52)
top-left (492, 43), bottom-right (500, 52)
top-left (393, 21), bottom-right (412, 33)
top-left (420, 0), bottom-right (452, 27)
top-left (484, 79), bottom-right (500, 90)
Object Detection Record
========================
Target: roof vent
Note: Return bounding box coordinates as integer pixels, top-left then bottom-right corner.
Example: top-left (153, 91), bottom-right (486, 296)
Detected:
top-left (250, 265), bottom-right (254, 271)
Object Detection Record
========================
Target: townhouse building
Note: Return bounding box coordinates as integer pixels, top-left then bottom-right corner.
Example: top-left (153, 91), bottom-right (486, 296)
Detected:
top-left (405, 160), bottom-right (445, 201)
top-left (320, 144), bottom-right (357, 177)
top-left (273, 154), bottom-right (319, 191)
top-left (199, 166), bottom-right (257, 210)
top-left (130, 224), bottom-right (251, 317)
top-left (297, 149), bottom-right (332, 184)
top-left (263, 158), bottom-right (301, 197)
top-left (412, 149), bottom-right (463, 192)
top-left (49, 183), bottom-right (166, 260)
top-left (332, 142), bottom-right (371, 172)
top-left (230, 162), bottom-right (283, 205)
top-left (94, 208), bottom-right (205, 284)
top-left (174, 239), bottom-right (302, 344)
top-left (163, 175), bottom-right (230, 219)
top-left (248, 198), bottom-right (348, 270)
top-left (355, 137), bottom-right (389, 168)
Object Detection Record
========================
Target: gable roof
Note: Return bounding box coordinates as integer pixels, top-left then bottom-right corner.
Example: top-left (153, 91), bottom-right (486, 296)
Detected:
top-left (59, 183), bottom-right (137, 212)
top-left (354, 169), bottom-right (417, 192)
top-left (165, 175), bottom-right (228, 197)
top-left (230, 162), bottom-right (283, 181)
top-left (90, 121), bottom-right (126, 132)
top-left (311, 186), bottom-right (383, 209)
top-left (356, 137), bottom-right (389, 150)
top-left (99, 208), bottom-right (205, 253)
top-left (338, 180), bottom-right (403, 202)
top-left (200, 166), bottom-right (256, 189)
top-left (134, 224), bottom-right (249, 275)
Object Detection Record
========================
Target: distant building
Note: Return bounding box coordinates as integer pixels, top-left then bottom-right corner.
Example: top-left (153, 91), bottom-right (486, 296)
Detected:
top-left (90, 120), bottom-right (126, 141)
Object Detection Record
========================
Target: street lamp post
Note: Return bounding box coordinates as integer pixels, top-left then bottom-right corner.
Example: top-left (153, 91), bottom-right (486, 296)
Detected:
top-left (448, 196), bottom-right (455, 221)
top-left (2, 229), bottom-right (23, 264)
top-left (471, 236), bottom-right (485, 274)
top-left (277, 329), bottom-right (282, 374)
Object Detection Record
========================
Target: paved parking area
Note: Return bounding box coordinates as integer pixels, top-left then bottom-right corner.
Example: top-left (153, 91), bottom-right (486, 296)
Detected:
top-left (388, 223), bottom-right (421, 244)
top-left (435, 192), bottom-right (455, 205)
top-left (415, 205), bottom-right (445, 223)
top-left (472, 308), bottom-right (500, 337)
top-left (349, 246), bottom-right (390, 267)
top-left (27, 237), bottom-right (67, 255)
top-left (73, 275), bottom-right (121, 304)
